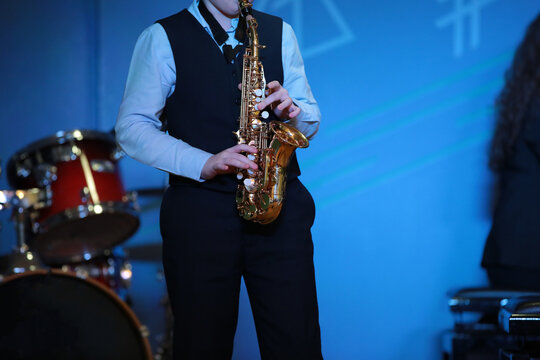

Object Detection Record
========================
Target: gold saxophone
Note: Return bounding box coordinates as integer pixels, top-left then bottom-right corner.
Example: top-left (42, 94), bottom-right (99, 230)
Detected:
top-left (235, 0), bottom-right (309, 224)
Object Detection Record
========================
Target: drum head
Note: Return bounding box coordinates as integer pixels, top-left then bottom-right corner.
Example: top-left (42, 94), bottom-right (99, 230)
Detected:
top-left (36, 210), bottom-right (139, 264)
top-left (0, 270), bottom-right (152, 360)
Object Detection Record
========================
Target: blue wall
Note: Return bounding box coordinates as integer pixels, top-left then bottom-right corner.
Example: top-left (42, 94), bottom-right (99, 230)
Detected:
top-left (1, 1), bottom-right (540, 359)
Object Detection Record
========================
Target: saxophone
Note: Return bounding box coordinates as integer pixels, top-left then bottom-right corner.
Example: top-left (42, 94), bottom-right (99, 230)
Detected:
top-left (235, 0), bottom-right (309, 224)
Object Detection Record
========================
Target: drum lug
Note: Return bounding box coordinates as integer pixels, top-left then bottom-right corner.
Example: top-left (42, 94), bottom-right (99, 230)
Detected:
top-left (51, 143), bottom-right (79, 162)
top-left (112, 148), bottom-right (125, 161)
top-left (32, 186), bottom-right (53, 210)
top-left (15, 159), bottom-right (32, 178)
top-left (90, 159), bottom-right (115, 173)
top-left (32, 220), bottom-right (40, 234)
top-left (80, 187), bottom-right (90, 203)
top-left (75, 268), bottom-right (89, 279)
top-left (139, 325), bottom-right (150, 338)
top-left (125, 191), bottom-right (140, 212)
top-left (0, 188), bottom-right (52, 212)
top-left (35, 164), bottom-right (57, 187)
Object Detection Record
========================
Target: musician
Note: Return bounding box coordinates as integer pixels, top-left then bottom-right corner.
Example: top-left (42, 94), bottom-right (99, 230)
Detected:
top-left (481, 13), bottom-right (540, 290)
top-left (115, 0), bottom-right (323, 358)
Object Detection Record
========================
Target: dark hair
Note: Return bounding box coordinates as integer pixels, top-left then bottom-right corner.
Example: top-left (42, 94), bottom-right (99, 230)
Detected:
top-left (489, 13), bottom-right (540, 171)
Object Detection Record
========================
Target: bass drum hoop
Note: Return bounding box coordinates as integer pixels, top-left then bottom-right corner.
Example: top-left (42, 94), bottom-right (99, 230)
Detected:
top-left (0, 269), bottom-right (153, 360)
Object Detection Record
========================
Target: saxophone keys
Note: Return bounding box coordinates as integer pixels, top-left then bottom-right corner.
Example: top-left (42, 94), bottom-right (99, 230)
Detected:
top-left (243, 178), bottom-right (256, 192)
top-left (254, 89), bottom-right (263, 97)
top-left (261, 111), bottom-right (269, 119)
top-left (237, 172), bottom-right (244, 180)
top-left (251, 119), bottom-right (262, 130)
top-left (247, 154), bottom-right (256, 161)
top-left (233, 130), bottom-right (245, 143)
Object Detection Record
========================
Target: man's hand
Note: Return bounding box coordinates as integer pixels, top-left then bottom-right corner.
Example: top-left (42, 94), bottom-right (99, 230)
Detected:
top-left (256, 81), bottom-right (301, 120)
top-left (201, 144), bottom-right (258, 180)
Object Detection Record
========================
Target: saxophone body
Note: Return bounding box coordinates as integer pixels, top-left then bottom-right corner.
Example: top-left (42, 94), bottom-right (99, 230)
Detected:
top-left (235, 0), bottom-right (309, 224)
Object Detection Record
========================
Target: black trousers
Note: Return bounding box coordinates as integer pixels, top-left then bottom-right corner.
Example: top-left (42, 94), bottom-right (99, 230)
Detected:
top-left (160, 179), bottom-right (322, 360)
top-left (486, 265), bottom-right (540, 290)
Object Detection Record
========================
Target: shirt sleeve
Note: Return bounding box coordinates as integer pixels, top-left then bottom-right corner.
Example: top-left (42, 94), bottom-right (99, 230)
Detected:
top-left (281, 21), bottom-right (321, 140)
top-left (115, 23), bottom-right (212, 181)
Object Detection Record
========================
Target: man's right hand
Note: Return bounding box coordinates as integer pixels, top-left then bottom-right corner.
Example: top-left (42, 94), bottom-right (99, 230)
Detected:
top-left (201, 144), bottom-right (258, 180)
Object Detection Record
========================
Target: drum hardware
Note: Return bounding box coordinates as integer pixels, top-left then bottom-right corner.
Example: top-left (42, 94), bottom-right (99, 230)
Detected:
top-left (33, 163), bottom-right (58, 186)
top-left (154, 294), bottom-right (174, 360)
top-left (0, 188), bottom-right (49, 276)
top-left (0, 251), bottom-right (43, 277)
top-left (444, 288), bottom-right (540, 360)
top-left (7, 129), bottom-right (140, 264)
top-left (80, 186), bottom-right (90, 203)
top-left (140, 325), bottom-right (150, 338)
top-left (112, 147), bottom-right (125, 161)
top-left (91, 159), bottom-right (115, 173)
top-left (0, 188), bottom-right (52, 212)
top-left (54, 247), bottom-right (133, 302)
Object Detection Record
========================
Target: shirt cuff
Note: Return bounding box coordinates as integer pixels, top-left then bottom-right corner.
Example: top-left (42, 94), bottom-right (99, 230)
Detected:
top-left (287, 100), bottom-right (320, 139)
top-left (181, 147), bottom-right (213, 182)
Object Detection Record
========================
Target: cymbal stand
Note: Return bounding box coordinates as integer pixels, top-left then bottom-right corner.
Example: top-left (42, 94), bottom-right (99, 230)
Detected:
top-left (0, 188), bottom-right (51, 273)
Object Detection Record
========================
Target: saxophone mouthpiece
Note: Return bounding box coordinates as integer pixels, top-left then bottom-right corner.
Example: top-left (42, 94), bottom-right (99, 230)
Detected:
top-left (239, 0), bottom-right (253, 18)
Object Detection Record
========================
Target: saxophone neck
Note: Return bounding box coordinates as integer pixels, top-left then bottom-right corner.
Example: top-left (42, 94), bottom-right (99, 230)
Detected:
top-left (239, 0), bottom-right (262, 58)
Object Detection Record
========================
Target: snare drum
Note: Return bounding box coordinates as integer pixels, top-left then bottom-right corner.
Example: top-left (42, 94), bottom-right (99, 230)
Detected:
top-left (7, 130), bottom-right (140, 264)
top-left (0, 269), bottom-right (152, 360)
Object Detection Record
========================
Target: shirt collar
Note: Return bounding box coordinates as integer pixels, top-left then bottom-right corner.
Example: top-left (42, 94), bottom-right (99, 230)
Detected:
top-left (189, 0), bottom-right (240, 35)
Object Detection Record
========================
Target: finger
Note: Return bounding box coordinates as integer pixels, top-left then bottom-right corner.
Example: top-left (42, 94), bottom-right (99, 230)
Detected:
top-left (257, 91), bottom-right (283, 110)
top-left (277, 97), bottom-right (293, 111)
top-left (238, 83), bottom-right (242, 91)
top-left (230, 144), bottom-right (257, 154)
top-left (224, 155), bottom-right (258, 170)
top-left (289, 105), bottom-right (301, 118)
top-left (230, 153), bottom-right (259, 170)
top-left (266, 81), bottom-right (281, 91)
top-left (222, 157), bottom-right (250, 170)
top-left (232, 153), bottom-right (259, 170)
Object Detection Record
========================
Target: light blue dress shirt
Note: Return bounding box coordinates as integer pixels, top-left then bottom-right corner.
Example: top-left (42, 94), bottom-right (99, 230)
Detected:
top-left (115, 0), bottom-right (321, 181)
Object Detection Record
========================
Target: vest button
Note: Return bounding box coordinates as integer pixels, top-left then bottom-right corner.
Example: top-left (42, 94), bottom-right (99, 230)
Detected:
top-left (235, 98), bottom-right (241, 105)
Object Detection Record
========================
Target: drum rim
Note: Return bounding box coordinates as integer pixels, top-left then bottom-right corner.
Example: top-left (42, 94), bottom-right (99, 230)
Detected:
top-left (9, 129), bottom-right (116, 160)
top-left (34, 201), bottom-right (140, 263)
top-left (0, 268), bottom-right (153, 360)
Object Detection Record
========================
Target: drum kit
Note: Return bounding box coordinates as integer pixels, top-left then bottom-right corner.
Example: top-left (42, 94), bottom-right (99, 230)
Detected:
top-left (0, 129), bottom-right (162, 360)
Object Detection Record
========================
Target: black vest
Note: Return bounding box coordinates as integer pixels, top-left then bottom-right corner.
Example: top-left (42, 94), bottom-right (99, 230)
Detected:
top-left (157, 9), bottom-right (301, 192)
